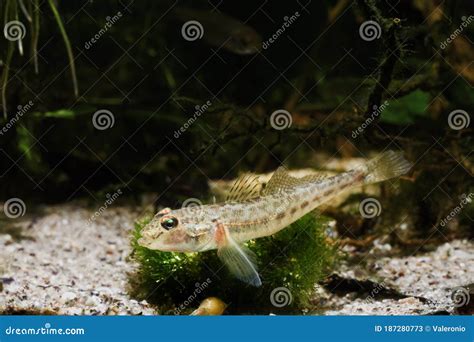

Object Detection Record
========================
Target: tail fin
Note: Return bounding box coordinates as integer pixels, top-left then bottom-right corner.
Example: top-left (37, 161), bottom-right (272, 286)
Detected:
top-left (363, 151), bottom-right (412, 184)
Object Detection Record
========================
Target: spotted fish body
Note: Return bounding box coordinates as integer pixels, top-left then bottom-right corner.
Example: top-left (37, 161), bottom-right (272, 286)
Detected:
top-left (192, 170), bottom-right (363, 248)
top-left (139, 151), bottom-right (412, 286)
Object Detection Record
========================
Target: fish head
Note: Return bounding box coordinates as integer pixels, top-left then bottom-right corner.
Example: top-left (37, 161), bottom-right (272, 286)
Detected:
top-left (138, 207), bottom-right (215, 252)
top-left (225, 26), bottom-right (262, 54)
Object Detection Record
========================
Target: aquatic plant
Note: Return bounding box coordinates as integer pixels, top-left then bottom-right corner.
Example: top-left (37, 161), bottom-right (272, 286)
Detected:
top-left (0, 0), bottom-right (77, 117)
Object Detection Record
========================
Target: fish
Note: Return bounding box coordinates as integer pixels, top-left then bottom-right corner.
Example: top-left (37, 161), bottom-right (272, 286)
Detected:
top-left (138, 151), bottom-right (412, 287)
top-left (174, 7), bottom-right (262, 55)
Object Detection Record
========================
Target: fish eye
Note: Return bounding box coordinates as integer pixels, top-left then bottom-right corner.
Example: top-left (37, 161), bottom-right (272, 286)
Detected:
top-left (161, 217), bottom-right (178, 230)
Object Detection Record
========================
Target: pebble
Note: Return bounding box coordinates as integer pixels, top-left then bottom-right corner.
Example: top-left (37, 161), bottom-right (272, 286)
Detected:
top-left (85, 296), bottom-right (102, 306)
top-left (60, 291), bottom-right (77, 304)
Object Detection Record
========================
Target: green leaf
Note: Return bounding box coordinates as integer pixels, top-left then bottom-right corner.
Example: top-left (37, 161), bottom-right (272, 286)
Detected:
top-left (42, 109), bottom-right (76, 118)
top-left (17, 125), bottom-right (42, 168)
top-left (381, 90), bottom-right (431, 125)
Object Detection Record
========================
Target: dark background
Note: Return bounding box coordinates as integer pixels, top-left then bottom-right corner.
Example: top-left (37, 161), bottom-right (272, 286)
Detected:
top-left (0, 0), bottom-right (472, 240)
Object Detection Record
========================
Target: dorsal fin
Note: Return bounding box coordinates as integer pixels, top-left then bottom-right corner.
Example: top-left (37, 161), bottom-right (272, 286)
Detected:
top-left (262, 166), bottom-right (328, 196)
top-left (225, 174), bottom-right (262, 203)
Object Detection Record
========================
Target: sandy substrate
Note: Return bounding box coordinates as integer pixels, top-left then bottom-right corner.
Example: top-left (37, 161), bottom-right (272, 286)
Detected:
top-left (0, 204), bottom-right (472, 315)
top-left (0, 205), bottom-right (155, 315)
top-left (322, 239), bottom-right (473, 315)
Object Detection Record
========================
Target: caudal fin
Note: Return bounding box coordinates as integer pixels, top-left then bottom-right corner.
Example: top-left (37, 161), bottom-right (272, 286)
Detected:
top-left (364, 151), bottom-right (412, 184)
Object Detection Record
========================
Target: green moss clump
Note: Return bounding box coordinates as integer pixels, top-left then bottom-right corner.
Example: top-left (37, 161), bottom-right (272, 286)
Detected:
top-left (130, 213), bottom-right (338, 314)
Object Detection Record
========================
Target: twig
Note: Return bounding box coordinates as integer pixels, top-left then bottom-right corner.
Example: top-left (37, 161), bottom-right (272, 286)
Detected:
top-left (360, 0), bottom-right (402, 121)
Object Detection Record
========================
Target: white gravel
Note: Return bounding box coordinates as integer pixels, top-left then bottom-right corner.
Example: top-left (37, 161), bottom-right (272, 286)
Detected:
top-left (325, 240), bottom-right (473, 315)
top-left (0, 204), bottom-right (155, 315)
top-left (0, 204), bottom-right (471, 315)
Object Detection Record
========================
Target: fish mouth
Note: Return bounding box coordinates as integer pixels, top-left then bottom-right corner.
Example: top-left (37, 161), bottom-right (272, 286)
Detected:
top-left (137, 237), bottom-right (152, 248)
top-left (138, 238), bottom-right (164, 251)
top-left (138, 229), bottom-right (163, 244)
top-left (137, 236), bottom-right (181, 252)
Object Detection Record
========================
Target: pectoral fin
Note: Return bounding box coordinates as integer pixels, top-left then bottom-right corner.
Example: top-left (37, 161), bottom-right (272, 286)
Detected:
top-left (215, 224), bottom-right (262, 287)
